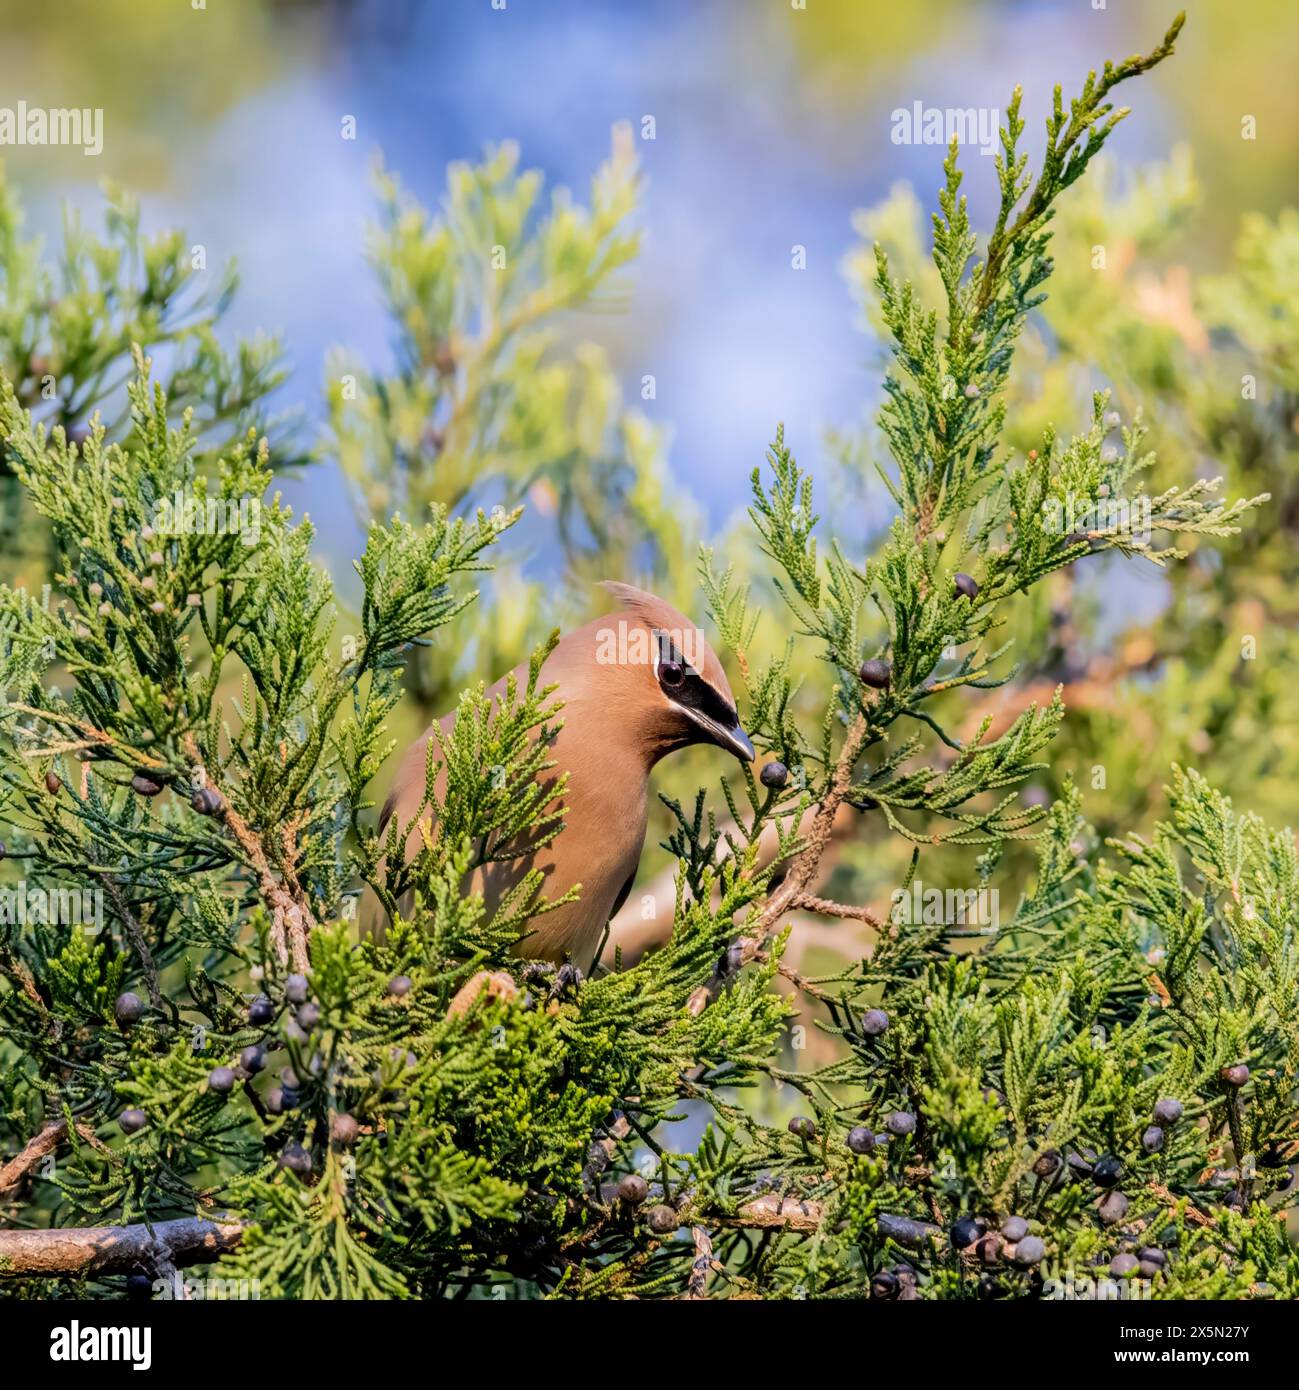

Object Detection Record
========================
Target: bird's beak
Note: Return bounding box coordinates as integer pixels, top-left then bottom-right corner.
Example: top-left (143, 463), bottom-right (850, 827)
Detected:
top-left (694, 713), bottom-right (755, 763)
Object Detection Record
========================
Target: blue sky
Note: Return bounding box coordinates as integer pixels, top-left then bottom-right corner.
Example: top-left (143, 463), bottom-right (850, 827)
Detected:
top-left (22, 0), bottom-right (1184, 580)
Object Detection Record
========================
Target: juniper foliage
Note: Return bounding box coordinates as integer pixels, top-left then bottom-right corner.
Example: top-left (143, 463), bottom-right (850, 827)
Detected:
top-left (328, 130), bottom-right (699, 714)
top-left (2, 13), bottom-right (1296, 1302)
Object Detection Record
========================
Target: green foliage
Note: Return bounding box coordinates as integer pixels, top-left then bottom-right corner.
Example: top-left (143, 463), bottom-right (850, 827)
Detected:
top-left (2, 13), bottom-right (1296, 1303)
top-left (328, 131), bottom-right (699, 714)
top-left (0, 166), bottom-right (293, 579)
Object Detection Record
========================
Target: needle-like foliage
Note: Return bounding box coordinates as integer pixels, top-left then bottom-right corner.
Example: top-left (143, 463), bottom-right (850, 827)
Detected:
top-left (2, 12), bottom-right (1294, 1303)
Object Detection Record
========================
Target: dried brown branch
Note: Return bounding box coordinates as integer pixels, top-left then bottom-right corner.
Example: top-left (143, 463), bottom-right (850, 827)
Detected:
top-left (0, 1120), bottom-right (68, 1197)
top-left (688, 708), bottom-right (875, 1016)
top-left (0, 941), bottom-right (58, 1038)
top-left (181, 732), bottom-right (316, 972)
top-left (726, 1193), bottom-right (824, 1233)
top-left (0, 1117), bottom-right (109, 1199)
top-left (581, 1112), bottom-right (632, 1201)
top-left (685, 1226), bottom-right (718, 1299)
top-left (0, 1216), bottom-right (244, 1276)
top-left (792, 892), bottom-right (884, 928)
top-left (445, 970), bottom-right (518, 1019)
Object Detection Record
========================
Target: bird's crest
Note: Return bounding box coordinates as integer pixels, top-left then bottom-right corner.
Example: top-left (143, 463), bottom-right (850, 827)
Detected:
top-left (599, 580), bottom-right (734, 706)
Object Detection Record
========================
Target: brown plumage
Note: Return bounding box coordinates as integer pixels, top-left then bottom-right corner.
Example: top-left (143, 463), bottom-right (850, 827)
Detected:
top-left (367, 583), bottom-right (754, 970)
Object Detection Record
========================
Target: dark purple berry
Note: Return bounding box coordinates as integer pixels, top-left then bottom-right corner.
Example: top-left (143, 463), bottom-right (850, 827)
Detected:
top-left (285, 974), bottom-right (309, 1005)
top-left (1110, 1252), bottom-right (1140, 1277)
top-left (617, 1173), bottom-right (649, 1205)
top-left (1011, 1235), bottom-right (1044, 1266)
top-left (1138, 1246), bottom-right (1166, 1269)
top-left (126, 1272), bottom-right (153, 1300)
top-left (870, 1269), bottom-right (899, 1300)
top-left (858, 658), bottom-right (891, 690)
top-left (974, 1233), bottom-right (1002, 1264)
top-left (239, 1044), bottom-right (266, 1074)
top-left (207, 1066), bottom-right (235, 1095)
top-left (131, 773), bottom-right (163, 797)
top-left (247, 994), bottom-right (274, 1026)
top-left (278, 1141), bottom-right (312, 1177)
top-left (1153, 1097), bottom-right (1183, 1126)
top-left (1142, 1125), bottom-right (1165, 1154)
top-left (1001, 1215), bottom-right (1028, 1243)
top-left (1093, 1154), bottom-right (1123, 1188)
top-left (114, 991), bottom-right (145, 1026)
top-left (954, 572), bottom-right (980, 600)
top-left (760, 761), bottom-right (788, 789)
top-left (330, 1113), bottom-right (359, 1146)
top-left (1220, 1063), bottom-right (1250, 1088)
top-left (191, 786), bottom-right (223, 816)
top-left (119, 1108), bottom-right (148, 1134)
top-left (1032, 1149), bottom-right (1062, 1178)
top-left (885, 1110), bottom-right (916, 1137)
top-left (846, 1126), bottom-right (875, 1155)
top-left (950, 1215), bottom-right (986, 1249)
top-left (645, 1204), bottom-right (677, 1234)
top-left (296, 1002), bottom-right (320, 1032)
top-left (788, 1115), bottom-right (816, 1141)
top-left (861, 1008), bottom-right (889, 1037)
top-left (1098, 1190), bottom-right (1129, 1226)
top-left (387, 974), bottom-right (412, 997)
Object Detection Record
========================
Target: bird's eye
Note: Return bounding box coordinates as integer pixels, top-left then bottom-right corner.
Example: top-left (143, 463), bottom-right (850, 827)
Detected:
top-left (659, 659), bottom-right (684, 688)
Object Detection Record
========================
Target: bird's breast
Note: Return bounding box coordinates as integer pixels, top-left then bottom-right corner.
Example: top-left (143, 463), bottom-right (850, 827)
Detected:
top-left (492, 722), bottom-right (650, 966)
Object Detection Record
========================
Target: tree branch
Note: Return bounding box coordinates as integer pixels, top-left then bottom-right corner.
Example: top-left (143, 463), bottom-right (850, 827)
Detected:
top-left (0, 1216), bottom-right (245, 1277)
top-left (687, 709), bottom-right (874, 1016)
top-left (0, 1117), bottom-right (109, 1199)
top-left (181, 732), bottom-right (316, 972)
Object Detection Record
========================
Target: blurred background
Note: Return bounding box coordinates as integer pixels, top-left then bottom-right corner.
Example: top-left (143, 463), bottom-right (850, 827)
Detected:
top-left (2, 0), bottom-right (1298, 1063)
top-left (3, 0), bottom-right (1296, 552)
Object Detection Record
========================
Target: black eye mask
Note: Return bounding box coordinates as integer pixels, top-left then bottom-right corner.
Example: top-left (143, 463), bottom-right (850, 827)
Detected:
top-left (654, 631), bottom-right (736, 727)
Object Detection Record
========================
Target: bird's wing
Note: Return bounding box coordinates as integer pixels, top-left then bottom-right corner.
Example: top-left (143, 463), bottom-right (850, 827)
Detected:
top-left (609, 868), bottom-right (637, 923)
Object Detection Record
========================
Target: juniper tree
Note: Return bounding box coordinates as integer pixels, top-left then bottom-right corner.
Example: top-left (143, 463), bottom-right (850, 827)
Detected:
top-left (1, 12), bottom-right (1295, 1302)
top-left (329, 129), bottom-right (701, 716)
top-left (0, 166), bottom-right (293, 583)
top-left (847, 139), bottom-right (1299, 847)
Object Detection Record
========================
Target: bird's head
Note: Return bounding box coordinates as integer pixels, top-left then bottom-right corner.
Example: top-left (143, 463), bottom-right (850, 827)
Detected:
top-left (589, 581), bottom-right (755, 766)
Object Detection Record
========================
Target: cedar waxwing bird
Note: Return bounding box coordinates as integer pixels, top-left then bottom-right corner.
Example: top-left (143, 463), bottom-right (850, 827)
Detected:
top-left (365, 582), bottom-right (754, 971)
